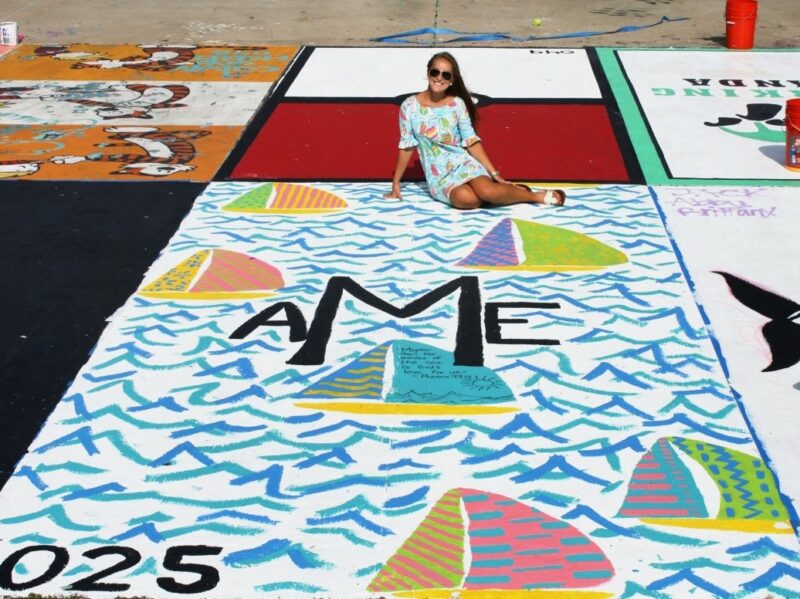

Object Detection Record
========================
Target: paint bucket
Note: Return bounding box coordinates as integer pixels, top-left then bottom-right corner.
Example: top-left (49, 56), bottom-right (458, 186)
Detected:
top-left (725, 0), bottom-right (757, 49)
top-left (786, 99), bottom-right (800, 172)
top-left (0, 22), bottom-right (18, 45)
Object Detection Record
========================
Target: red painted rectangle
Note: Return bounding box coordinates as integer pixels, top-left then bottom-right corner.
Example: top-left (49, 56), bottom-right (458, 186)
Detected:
top-left (231, 101), bottom-right (631, 182)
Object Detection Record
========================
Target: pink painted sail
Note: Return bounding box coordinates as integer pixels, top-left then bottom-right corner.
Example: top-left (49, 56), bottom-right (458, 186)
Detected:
top-left (189, 249), bottom-right (283, 293)
top-left (369, 488), bottom-right (614, 593)
top-left (460, 488), bottom-right (614, 590)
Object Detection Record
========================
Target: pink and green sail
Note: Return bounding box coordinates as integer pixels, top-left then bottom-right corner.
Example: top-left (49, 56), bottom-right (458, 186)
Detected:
top-left (618, 437), bottom-right (790, 522)
top-left (368, 488), bottom-right (614, 593)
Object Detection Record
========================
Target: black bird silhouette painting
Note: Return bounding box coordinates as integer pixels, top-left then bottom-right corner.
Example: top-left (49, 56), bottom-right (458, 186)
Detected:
top-left (714, 271), bottom-right (800, 372)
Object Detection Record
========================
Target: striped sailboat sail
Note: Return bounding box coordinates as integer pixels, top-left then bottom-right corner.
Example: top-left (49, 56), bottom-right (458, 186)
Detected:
top-left (222, 182), bottom-right (347, 214)
top-left (618, 437), bottom-right (792, 534)
top-left (369, 488), bottom-right (615, 597)
top-left (617, 437), bottom-right (708, 519)
top-left (295, 340), bottom-right (517, 416)
top-left (457, 218), bottom-right (627, 272)
top-left (139, 249), bottom-right (283, 300)
top-left (296, 342), bottom-right (389, 401)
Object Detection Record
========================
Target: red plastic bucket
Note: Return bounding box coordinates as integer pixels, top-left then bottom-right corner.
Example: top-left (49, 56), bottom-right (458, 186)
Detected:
top-left (786, 99), bottom-right (800, 172)
top-left (726, 0), bottom-right (758, 49)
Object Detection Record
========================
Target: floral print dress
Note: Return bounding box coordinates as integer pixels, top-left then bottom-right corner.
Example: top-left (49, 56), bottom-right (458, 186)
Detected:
top-left (399, 94), bottom-right (489, 204)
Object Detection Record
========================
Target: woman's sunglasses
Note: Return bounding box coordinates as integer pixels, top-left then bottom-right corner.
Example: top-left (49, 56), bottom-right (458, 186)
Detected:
top-left (428, 68), bottom-right (453, 81)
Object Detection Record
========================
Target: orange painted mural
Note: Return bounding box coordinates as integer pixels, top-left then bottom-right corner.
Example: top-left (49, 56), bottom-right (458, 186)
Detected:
top-left (0, 124), bottom-right (242, 180)
top-left (0, 43), bottom-right (297, 81)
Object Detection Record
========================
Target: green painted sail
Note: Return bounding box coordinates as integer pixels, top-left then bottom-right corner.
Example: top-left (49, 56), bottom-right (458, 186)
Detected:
top-left (669, 437), bottom-right (789, 521)
top-left (457, 218), bottom-right (627, 271)
top-left (515, 219), bottom-right (627, 270)
top-left (224, 183), bottom-right (274, 211)
top-left (369, 488), bottom-right (465, 592)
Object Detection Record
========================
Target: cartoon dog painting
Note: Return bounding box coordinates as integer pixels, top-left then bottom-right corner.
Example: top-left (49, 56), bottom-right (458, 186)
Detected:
top-left (50, 126), bottom-right (210, 176)
top-left (0, 160), bottom-right (40, 179)
top-left (62, 84), bottom-right (191, 119)
top-left (34, 45), bottom-right (197, 72)
top-left (0, 83), bottom-right (191, 120)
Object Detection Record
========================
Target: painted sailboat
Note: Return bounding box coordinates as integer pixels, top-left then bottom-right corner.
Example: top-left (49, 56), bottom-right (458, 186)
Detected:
top-left (222, 182), bottom-right (347, 214)
top-left (294, 340), bottom-right (518, 415)
top-left (369, 488), bottom-right (614, 597)
top-left (139, 249), bottom-right (284, 300)
top-left (617, 437), bottom-right (792, 534)
top-left (457, 218), bottom-right (627, 272)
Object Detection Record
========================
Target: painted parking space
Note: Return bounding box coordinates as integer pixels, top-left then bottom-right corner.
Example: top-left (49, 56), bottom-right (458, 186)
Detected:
top-left (0, 44), bottom-right (297, 82)
top-left (0, 44), bottom-right (298, 181)
top-left (224, 47), bottom-right (642, 183)
top-left (0, 44), bottom-right (799, 598)
top-left (599, 48), bottom-right (800, 185)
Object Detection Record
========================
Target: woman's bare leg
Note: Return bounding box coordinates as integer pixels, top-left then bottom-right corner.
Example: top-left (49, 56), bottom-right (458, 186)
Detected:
top-left (449, 183), bottom-right (483, 210)
top-left (467, 176), bottom-right (565, 206)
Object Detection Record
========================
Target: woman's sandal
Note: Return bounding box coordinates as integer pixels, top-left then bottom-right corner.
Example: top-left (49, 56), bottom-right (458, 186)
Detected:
top-left (542, 189), bottom-right (566, 206)
top-left (514, 183), bottom-right (567, 206)
top-left (514, 183), bottom-right (566, 206)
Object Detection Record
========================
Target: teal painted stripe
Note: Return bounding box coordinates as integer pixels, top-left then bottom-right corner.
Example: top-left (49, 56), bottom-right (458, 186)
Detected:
top-left (513, 564), bottom-right (564, 572)
top-left (256, 582), bottom-right (326, 593)
top-left (560, 536), bottom-right (590, 546)
top-left (626, 490), bottom-right (681, 498)
top-left (471, 544), bottom-right (512, 554)
top-left (524, 582), bottom-right (566, 590)
top-left (573, 569), bottom-right (614, 579)
top-left (470, 510), bottom-right (504, 520)
top-left (471, 558), bottom-right (514, 568)
top-left (509, 516), bottom-right (544, 524)
top-left (518, 548), bottom-right (560, 556)
top-left (355, 563), bottom-right (383, 577)
top-left (469, 528), bottom-right (505, 537)
top-left (516, 533), bottom-right (549, 540)
top-left (495, 500), bottom-right (517, 506)
top-left (565, 553), bottom-right (606, 562)
top-left (541, 521), bottom-right (570, 529)
top-left (619, 502), bottom-right (685, 511)
top-left (463, 494), bottom-right (489, 503)
top-left (465, 575), bottom-right (511, 585)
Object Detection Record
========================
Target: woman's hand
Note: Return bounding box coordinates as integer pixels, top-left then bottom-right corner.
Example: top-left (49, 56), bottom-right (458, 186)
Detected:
top-left (385, 181), bottom-right (402, 199)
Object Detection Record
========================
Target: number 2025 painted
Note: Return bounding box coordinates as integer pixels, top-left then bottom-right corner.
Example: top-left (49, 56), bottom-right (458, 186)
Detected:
top-left (0, 545), bottom-right (223, 594)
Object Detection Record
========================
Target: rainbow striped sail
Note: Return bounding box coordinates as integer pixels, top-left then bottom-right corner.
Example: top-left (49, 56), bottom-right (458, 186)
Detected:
top-left (222, 182), bottom-right (348, 214)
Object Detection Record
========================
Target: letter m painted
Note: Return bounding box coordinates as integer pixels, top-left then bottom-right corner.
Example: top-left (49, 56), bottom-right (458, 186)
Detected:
top-left (288, 276), bottom-right (483, 366)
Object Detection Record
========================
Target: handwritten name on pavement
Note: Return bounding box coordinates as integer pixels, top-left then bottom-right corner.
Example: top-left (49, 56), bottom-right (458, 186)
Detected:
top-left (665, 189), bottom-right (776, 218)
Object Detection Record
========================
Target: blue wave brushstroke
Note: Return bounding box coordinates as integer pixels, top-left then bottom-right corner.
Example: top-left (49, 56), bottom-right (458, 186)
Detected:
top-left (511, 456), bottom-right (611, 486)
top-left (306, 510), bottom-right (392, 536)
top-left (224, 539), bottom-right (328, 569)
top-left (646, 570), bottom-right (732, 597)
top-left (384, 486), bottom-right (430, 509)
top-left (727, 537), bottom-right (800, 561)
top-left (295, 448), bottom-right (355, 469)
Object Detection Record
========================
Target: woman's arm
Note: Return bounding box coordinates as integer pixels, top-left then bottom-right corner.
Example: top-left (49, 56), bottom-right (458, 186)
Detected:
top-left (466, 142), bottom-right (504, 182)
top-left (387, 147), bottom-right (415, 198)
